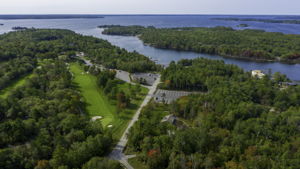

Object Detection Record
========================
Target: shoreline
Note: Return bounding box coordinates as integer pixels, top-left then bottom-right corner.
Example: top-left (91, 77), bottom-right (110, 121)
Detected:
top-left (138, 37), bottom-right (300, 65)
top-left (101, 31), bottom-right (300, 65)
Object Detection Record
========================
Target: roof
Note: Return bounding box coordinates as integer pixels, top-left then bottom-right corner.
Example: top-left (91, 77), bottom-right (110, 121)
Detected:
top-left (161, 114), bottom-right (177, 124)
top-left (154, 89), bottom-right (199, 104)
top-left (131, 73), bottom-right (159, 86)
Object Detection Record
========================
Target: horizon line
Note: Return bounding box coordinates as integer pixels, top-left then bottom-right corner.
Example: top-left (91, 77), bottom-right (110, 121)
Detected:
top-left (0, 14), bottom-right (300, 16)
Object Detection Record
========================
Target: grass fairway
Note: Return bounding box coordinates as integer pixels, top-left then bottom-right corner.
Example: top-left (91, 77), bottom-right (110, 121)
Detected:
top-left (70, 63), bottom-right (148, 138)
top-left (70, 63), bottom-right (116, 126)
top-left (0, 74), bottom-right (33, 98)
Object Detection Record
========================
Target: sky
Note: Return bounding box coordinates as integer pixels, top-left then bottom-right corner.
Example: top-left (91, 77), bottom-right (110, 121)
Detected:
top-left (0, 0), bottom-right (300, 15)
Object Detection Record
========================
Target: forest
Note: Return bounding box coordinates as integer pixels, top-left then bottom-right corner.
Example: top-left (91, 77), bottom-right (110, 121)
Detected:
top-left (0, 28), bottom-right (160, 169)
top-left (102, 25), bottom-right (300, 62)
top-left (126, 58), bottom-right (300, 169)
top-left (1, 26), bottom-right (299, 169)
top-left (0, 28), bottom-right (158, 73)
top-left (0, 60), bottom-right (120, 169)
top-left (160, 58), bottom-right (246, 91)
top-left (0, 57), bottom-right (36, 90)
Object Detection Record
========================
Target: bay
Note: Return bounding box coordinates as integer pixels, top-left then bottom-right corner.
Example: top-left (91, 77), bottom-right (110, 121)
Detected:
top-left (0, 15), bottom-right (299, 80)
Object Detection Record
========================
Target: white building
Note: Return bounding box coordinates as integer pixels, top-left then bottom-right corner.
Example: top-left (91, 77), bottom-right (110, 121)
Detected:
top-left (76, 52), bottom-right (85, 57)
top-left (251, 70), bottom-right (265, 79)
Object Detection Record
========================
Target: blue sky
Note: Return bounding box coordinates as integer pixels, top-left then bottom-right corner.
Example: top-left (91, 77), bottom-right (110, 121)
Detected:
top-left (0, 0), bottom-right (299, 15)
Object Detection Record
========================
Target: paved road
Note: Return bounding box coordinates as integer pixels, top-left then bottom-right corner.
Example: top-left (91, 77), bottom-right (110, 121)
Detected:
top-left (81, 57), bottom-right (151, 89)
top-left (79, 56), bottom-right (160, 168)
top-left (109, 76), bottom-right (161, 169)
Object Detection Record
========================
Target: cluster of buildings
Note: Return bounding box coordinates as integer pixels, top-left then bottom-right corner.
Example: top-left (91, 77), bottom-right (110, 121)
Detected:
top-left (131, 73), bottom-right (159, 86)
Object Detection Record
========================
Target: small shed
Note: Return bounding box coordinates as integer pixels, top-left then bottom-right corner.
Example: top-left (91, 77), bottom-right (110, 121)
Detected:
top-left (161, 114), bottom-right (177, 125)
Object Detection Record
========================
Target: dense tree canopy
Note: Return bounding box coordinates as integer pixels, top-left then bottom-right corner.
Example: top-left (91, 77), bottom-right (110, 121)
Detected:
top-left (0, 60), bottom-right (114, 169)
top-left (160, 58), bottom-right (246, 91)
top-left (102, 25), bottom-right (300, 62)
top-left (0, 57), bottom-right (36, 90)
top-left (127, 58), bottom-right (300, 169)
top-left (0, 28), bottom-right (161, 169)
top-left (0, 28), bottom-right (158, 73)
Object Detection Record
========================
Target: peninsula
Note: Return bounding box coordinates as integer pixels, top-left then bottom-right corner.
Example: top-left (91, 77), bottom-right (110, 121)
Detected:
top-left (100, 25), bottom-right (300, 63)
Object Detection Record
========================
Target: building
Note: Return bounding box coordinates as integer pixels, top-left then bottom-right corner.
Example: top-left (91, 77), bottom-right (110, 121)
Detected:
top-left (154, 89), bottom-right (199, 104)
top-left (161, 114), bottom-right (177, 125)
top-left (251, 70), bottom-right (265, 79)
top-left (76, 52), bottom-right (85, 57)
top-left (131, 73), bottom-right (159, 86)
top-left (161, 114), bottom-right (187, 129)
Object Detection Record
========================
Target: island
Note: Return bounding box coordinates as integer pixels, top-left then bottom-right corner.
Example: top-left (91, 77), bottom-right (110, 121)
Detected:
top-left (100, 25), bottom-right (300, 63)
top-left (0, 23), bottom-right (3, 26)
top-left (98, 25), bottom-right (145, 36)
top-left (237, 23), bottom-right (249, 27)
top-left (213, 17), bottom-right (300, 24)
top-left (12, 26), bottom-right (28, 30)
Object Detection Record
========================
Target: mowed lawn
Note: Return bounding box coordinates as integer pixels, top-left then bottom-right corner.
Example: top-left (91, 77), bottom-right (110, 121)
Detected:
top-left (70, 63), bottom-right (149, 138)
top-left (70, 63), bottom-right (116, 127)
top-left (0, 74), bottom-right (33, 98)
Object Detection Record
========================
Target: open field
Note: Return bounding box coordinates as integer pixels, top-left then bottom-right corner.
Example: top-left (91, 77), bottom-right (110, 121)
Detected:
top-left (0, 74), bottom-right (33, 98)
top-left (70, 63), bottom-right (148, 138)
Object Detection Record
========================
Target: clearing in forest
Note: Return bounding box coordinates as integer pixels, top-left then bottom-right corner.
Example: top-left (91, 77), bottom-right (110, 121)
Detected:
top-left (70, 63), bottom-right (148, 138)
top-left (0, 74), bottom-right (33, 98)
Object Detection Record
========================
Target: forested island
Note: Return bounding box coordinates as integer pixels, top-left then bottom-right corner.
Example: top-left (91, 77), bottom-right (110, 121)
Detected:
top-left (126, 58), bottom-right (300, 169)
top-left (237, 23), bottom-right (249, 27)
top-left (214, 17), bottom-right (300, 24)
top-left (0, 23), bottom-right (3, 26)
top-left (101, 25), bottom-right (300, 62)
top-left (0, 28), bottom-right (159, 169)
top-left (12, 26), bottom-right (28, 30)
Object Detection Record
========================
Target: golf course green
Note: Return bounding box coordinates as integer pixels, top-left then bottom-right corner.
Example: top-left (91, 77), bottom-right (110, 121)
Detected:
top-left (70, 63), bottom-right (148, 138)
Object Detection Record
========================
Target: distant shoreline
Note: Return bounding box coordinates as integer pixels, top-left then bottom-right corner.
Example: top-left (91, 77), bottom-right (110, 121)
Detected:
top-left (0, 15), bottom-right (105, 20)
top-left (1, 14), bottom-right (300, 20)
top-left (100, 25), bottom-right (300, 64)
top-left (213, 17), bottom-right (300, 25)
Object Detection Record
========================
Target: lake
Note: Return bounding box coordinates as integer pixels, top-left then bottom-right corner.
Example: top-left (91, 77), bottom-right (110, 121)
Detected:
top-left (0, 15), bottom-right (300, 80)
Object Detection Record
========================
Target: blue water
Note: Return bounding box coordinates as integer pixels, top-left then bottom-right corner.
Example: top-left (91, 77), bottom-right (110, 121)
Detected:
top-left (0, 15), bottom-right (300, 80)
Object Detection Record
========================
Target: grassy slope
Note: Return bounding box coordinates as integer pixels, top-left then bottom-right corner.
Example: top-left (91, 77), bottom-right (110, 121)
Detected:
top-left (70, 63), bottom-right (116, 126)
top-left (70, 63), bottom-right (148, 138)
top-left (0, 74), bottom-right (33, 98)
